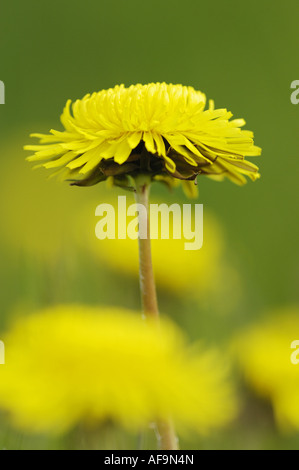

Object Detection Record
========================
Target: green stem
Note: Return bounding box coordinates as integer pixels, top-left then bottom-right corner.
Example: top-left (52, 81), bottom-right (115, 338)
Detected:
top-left (135, 179), bottom-right (159, 321)
top-left (134, 178), bottom-right (179, 451)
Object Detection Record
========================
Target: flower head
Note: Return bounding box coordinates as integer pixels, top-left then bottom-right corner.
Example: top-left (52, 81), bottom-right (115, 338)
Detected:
top-left (25, 83), bottom-right (261, 194)
top-left (0, 305), bottom-right (237, 435)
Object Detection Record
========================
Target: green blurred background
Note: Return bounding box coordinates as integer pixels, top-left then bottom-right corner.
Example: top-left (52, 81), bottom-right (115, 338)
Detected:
top-left (0, 0), bottom-right (299, 450)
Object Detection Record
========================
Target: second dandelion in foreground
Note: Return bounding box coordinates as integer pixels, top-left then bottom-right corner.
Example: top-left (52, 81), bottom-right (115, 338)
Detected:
top-left (0, 305), bottom-right (237, 444)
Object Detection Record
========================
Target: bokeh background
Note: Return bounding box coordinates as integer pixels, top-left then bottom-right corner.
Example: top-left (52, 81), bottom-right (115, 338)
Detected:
top-left (0, 0), bottom-right (299, 450)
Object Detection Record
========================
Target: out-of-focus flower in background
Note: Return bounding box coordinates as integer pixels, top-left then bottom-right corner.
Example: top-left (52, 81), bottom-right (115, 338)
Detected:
top-left (78, 192), bottom-right (242, 305)
top-left (0, 304), bottom-right (237, 436)
top-left (232, 308), bottom-right (299, 432)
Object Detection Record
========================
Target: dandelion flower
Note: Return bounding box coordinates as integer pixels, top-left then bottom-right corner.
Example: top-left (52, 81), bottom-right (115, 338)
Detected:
top-left (25, 83), bottom-right (261, 195)
top-left (232, 308), bottom-right (299, 432)
top-left (0, 305), bottom-right (237, 436)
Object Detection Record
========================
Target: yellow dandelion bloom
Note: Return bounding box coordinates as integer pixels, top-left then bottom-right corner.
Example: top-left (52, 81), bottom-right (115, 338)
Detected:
top-left (25, 83), bottom-right (261, 194)
top-left (232, 308), bottom-right (299, 431)
top-left (0, 305), bottom-right (237, 436)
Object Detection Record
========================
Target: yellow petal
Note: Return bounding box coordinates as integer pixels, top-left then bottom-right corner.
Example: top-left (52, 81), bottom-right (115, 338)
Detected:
top-left (113, 139), bottom-right (132, 164)
top-left (143, 132), bottom-right (156, 154)
top-left (127, 132), bottom-right (142, 149)
top-left (44, 151), bottom-right (77, 169)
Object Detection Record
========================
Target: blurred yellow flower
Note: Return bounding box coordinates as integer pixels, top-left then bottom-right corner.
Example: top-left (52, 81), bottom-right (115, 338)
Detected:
top-left (25, 83), bottom-right (261, 195)
top-left (78, 193), bottom-right (238, 300)
top-left (0, 305), bottom-right (237, 435)
top-left (232, 308), bottom-right (299, 431)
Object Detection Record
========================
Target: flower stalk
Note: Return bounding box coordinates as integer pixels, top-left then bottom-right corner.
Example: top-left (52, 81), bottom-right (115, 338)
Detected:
top-left (135, 178), bottom-right (159, 321)
top-left (134, 177), bottom-right (179, 450)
